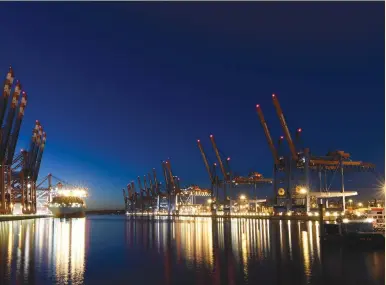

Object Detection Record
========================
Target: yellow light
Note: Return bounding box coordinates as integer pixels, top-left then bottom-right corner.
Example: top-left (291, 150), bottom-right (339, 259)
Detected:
top-left (333, 212), bottom-right (338, 217)
top-left (325, 212), bottom-right (330, 217)
top-left (357, 202), bottom-right (363, 207)
top-left (207, 199), bottom-right (212, 204)
top-left (299, 188), bottom-right (307, 194)
top-left (342, 218), bottom-right (349, 223)
top-left (349, 199), bottom-right (353, 203)
top-left (240, 195), bottom-right (246, 200)
top-left (307, 212), bottom-right (313, 216)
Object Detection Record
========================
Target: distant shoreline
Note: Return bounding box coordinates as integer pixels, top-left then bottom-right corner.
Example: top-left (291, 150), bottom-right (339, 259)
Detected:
top-left (86, 210), bottom-right (125, 215)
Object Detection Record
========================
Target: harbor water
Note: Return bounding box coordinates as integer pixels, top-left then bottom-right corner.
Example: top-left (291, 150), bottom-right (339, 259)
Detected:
top-left (0, 216), bottom-right (384, 285)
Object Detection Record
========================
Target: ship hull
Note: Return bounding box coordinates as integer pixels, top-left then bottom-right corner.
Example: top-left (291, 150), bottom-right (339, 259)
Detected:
top-left (48, 205), bottom-right (86, 218)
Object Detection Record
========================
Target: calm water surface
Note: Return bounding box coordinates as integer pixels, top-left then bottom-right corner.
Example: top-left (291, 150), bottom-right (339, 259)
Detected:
top-left (0, 216), bottom-right (384, 285)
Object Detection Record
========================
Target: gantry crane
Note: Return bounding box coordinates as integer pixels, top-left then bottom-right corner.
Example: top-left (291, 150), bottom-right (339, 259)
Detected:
top-left (0, 67), bottom-right (45, 215)
top-left (256, 93), bottom-right (376, 213)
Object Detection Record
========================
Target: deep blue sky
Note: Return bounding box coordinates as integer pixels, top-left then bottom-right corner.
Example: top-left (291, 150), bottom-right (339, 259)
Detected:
top-left (0, 2), bottom-right (384, 209)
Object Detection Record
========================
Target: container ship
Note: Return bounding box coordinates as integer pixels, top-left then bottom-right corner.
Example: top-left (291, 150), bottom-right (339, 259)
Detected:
top-left (48, 185), bottom-right (88, 218)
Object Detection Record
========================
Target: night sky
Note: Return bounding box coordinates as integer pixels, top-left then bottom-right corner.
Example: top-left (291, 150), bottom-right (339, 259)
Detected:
top-left (0, 2), bottom-right (384, 209)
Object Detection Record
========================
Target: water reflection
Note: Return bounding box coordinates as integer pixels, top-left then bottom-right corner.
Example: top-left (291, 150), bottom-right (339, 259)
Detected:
top-left (124, 217), bottom-right (384, 285)
top-left (0, 217), bottom-right (383, 285)
top-left (0, 218), bottom-right (86, 285)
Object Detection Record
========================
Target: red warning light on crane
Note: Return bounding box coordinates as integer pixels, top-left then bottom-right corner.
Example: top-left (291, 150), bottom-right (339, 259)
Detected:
top-left (297, 128), bottom-right (302, 132)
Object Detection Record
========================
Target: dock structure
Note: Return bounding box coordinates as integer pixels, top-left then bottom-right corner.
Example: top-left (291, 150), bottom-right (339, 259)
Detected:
top-left (0, 67), bottom-right (47, 215)
top-left (122, 92), bottom-right (380, 218)
top-left (256, 94), bottom-right (376, 214)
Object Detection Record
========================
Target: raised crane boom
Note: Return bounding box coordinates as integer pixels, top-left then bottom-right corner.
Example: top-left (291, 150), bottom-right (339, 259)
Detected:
top-left (165, 160), bottom-right (179, 194)
top-left (127, 184), bottom-right (131, 197)
top-left (148, 173), bottom-right (155, 196)
top-left (162, 161), bottom-right (170, 194)
top-left (143, 176), bottom-right (149, 196)
top-left (137, 176), bottom-right (144, 194)
top-left (197, 139), bottom-right (214, 183)
top-left (130, 181), bottom-right (136, 199)
top-left (33, 132), bottom-right (46, 182)
top-left (272, 94), bottom-right (298, 161)
top-left (256, 104), bottom-right (279, 165)
top-left (0, 67), bottom-right (14, 128)
top-left (6, 91), bottom-right (27, 166)
top-left (30, 124), bottom-right (43, 175)
top-left (152, 168), bottom-right (160, 194)
top-left (1, 81), bottom-right (21, 160)
top-left (209, 134), bottom-right (228, 181)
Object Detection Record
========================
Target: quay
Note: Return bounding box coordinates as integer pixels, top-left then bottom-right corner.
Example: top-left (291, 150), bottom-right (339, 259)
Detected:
top-left (124, 212), bottom-right (341, 222)
top-left (0, 214), bottom-right (52, 222)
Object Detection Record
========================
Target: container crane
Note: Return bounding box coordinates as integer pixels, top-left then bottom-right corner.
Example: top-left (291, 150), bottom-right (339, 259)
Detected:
top-left (257, 93), bottom-right (377, 213)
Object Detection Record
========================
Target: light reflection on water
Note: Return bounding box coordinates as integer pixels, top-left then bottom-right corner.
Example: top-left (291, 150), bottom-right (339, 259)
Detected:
top-left (0, 218), bottom-right (86, 285)
top-left (0, 216), bottom-right (384, 285)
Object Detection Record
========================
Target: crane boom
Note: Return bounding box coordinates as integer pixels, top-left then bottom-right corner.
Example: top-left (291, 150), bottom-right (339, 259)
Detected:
top-left (0, 67), bottom-right (14, 128)
top-left (162, 161), bottom-right (170, 194)
top-left (148, 173), bottom-right (155, 196)
top-left (165, 160), bottom-right (176, 194)
top-left (137, 176), bottom-right (144, 194)
top-left (272, 94), bottom-right (298, 161)
top-left (143, 176), bottom-right (149, 196)
top-left (6, 92), bottom-right (27, 166)
top-left (33, 132), bottom-right (46, 181)
top-left (209, 134), bottom-right (228, 181)
top-left (130, 181), bottom-right (136, 199)
top-left (256, 104), bottom-right (279, 165)
top-left (152, 168), bottom-right (159, 194)
top-left (197, 139), bottom-right (214, 183)
top-left (30, 125), bottom-right (43, 176)
top-left (126, 184), bottom-right (131, 197)
top-left (1, 81), bottom-right (21, 161)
